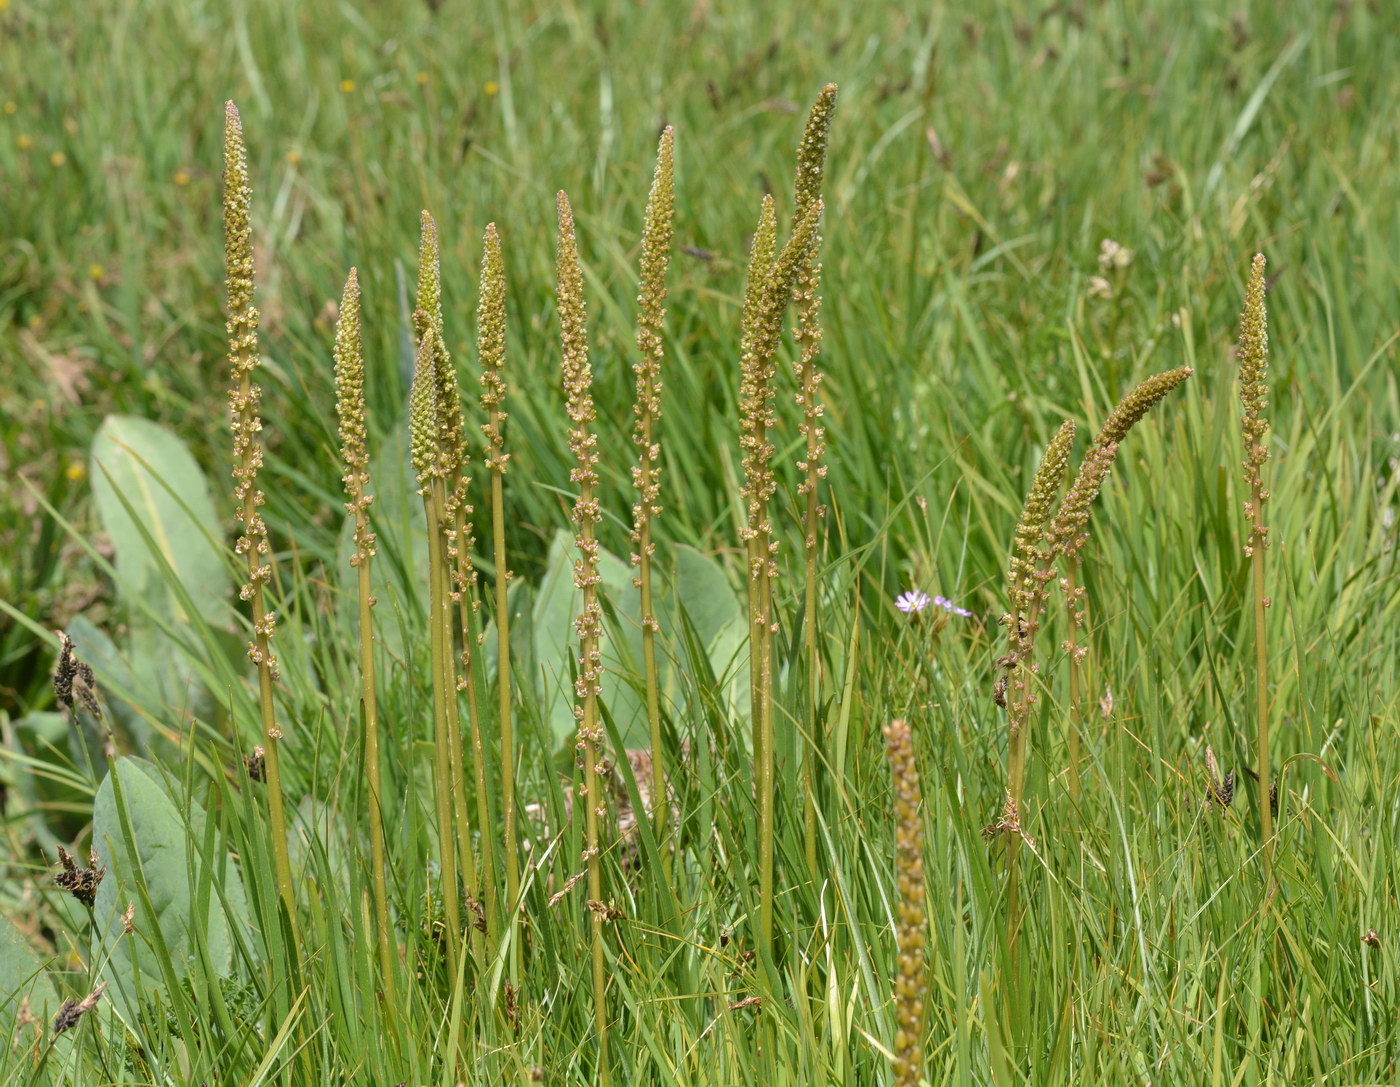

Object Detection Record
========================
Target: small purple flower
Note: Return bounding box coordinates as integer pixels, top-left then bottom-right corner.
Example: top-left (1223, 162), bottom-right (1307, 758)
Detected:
top-left (895, 589), bottom-right (931, 614)
top-left (933, 595), bottom-right (973, 618)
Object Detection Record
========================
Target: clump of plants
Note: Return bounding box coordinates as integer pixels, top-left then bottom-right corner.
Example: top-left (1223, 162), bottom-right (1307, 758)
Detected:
top-left (8, 78), bottom-right (1311, 1087)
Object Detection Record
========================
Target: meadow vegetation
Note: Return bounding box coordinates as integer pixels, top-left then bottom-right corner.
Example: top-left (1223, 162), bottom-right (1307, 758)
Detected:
top-left (2, 2), bottom-right (1399, 1084)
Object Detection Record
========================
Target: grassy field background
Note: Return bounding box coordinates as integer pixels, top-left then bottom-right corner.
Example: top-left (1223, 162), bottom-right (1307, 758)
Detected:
top-left (2, 0), bottom-right (1399, 1083)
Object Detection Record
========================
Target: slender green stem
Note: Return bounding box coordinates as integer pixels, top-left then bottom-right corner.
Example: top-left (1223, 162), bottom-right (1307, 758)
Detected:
top-left (453, 503), bottom-right (497, 945)
top-left (756, 532), bottom-right (775, 962)
top-left (1064, 564), bottom-right (1082, 805)
top-left (1252, 490), bottom-right (1271, 879)
top-left (490, 469), bottom-right (518, 943)
top-left (356, 553), bottom-right (394, 1004)
top-left (477, 222), bottom-right (518, 960)
top-left (254, 621), bottom-right (294, 913)
top-left (639, 515), bottom-right (665, 851)
top-left (424, 488), bottom-right (460, 971)
top-left (333, 266), bottom-right (394, 1006)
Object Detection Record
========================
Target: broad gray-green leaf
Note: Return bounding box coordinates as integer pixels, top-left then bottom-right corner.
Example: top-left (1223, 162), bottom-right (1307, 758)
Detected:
top-left (90, 757), bottom-right (246, 1026)
top-left (532, 531), bottom-right (647, 747)
top-left (89, 414), bottom-right (228, 626)
top-left (0, 914), bottom-right (59, 1028)
top-left (337, 417), bottom-right (428, 661)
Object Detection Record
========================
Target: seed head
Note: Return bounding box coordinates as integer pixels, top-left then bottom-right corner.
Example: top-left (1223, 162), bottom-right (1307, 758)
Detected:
top-left (52, 983), bottom-right (107, 1036)
top-left (54, 846), bottom-right (104, 909)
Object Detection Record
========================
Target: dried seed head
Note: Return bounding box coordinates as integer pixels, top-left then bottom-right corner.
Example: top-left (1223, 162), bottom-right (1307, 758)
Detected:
top-left (52, 982), bottom-right (107, 1036)
top-left (334, 267), bottom-right (376, 561)
top-left (884, 718), bottom-right (927, 1087)
top-left (244, 745), bottom-right (266, 782)
top-left (1237, 253), bottom-right (1270, 549)
top-left (54, 846), bottom-right (105, 908)
top-left (52, 631), bottom-right (99, 716)
top-left (1093, 366), bottom-right (1194, 448)
top-left (477, 223), bottom-right (510, 474)
top-left (1203, 744), bottom-right (1235, 813)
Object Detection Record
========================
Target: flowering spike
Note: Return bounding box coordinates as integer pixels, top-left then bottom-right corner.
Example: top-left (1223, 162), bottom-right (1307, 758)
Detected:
top-left (631, 125), bottom-right (675, 555)
top-left (792, 83), bottom-right (837, 227)
top-left (334, 268), bottom-right (376, 560)
top-left (478, 224), bottom-right (509, 475)
top-left (413, 210), bottom-right (442, 350)
top-left (1048, 441), bottom-right (1119, 565)
top-left (740, 196), bottom-right (777, 348)
top-left (1093, 365), bottom-right (1194, 448)
top-left (1008, 420), bottom-right (1075, 621)
top-left (1237, 253), bottom-right (1270, 551)
top-left (408, 314), bottom-right (439, 488)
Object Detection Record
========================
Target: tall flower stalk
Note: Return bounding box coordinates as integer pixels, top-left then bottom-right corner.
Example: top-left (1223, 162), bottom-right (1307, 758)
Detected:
top-left (1236, 254), bottom-right (1272, 875)
top-left (477, 224), bottom-right (518, 942)
top-left (738, 195), bottom-right (824, 960)
top-left (556, 191), bottom-right (609, 1076)
top-left (409, 212), bottom-right (470, 965)
top-left (630, 126), bottom-right (675, 855)
top-left (447, 355), bottom-right (497, 949)
top-left (223, 101), bottom-right (293, 913)
top-left (1059, 365), bottom-right (1195, 800)
top-left (332, 267), bottom-right (394, 1003)
top-left (791, 84), bottom-right (837, 875)
top-left (994, 420), bottom-right (1074, 976)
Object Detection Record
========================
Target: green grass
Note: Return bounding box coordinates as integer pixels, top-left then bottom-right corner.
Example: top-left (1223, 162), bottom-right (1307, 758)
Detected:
top-left (3, 0), bottom-right (1399, 1083)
